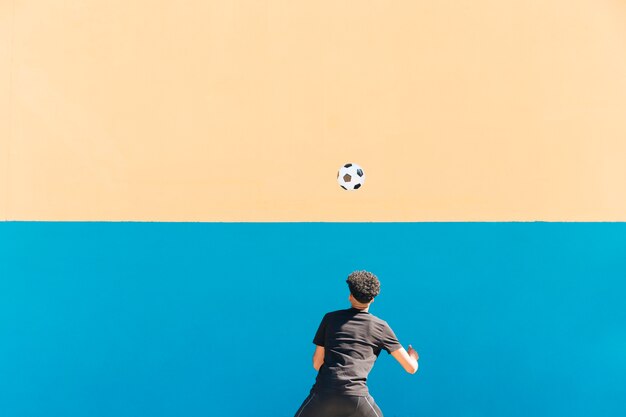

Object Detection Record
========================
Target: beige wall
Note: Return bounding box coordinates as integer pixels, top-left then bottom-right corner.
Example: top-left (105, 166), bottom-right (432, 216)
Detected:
top-left (2, 1), bottom-right (626, 221)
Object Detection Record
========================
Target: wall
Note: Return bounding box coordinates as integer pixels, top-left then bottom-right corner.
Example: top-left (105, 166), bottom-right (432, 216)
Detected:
top-left (2, 1), bottom-right (626, 221)
top-left (1, 223), bottom-right (625, 417)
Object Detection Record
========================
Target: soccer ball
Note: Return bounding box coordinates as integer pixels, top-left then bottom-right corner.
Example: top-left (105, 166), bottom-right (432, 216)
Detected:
top-left (337, 163), bottom-right (365, 191)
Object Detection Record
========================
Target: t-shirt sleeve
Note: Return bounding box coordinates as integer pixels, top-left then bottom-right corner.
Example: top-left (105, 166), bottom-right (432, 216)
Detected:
top-left (312, 313), bottom-right (329, 346)
top-left (380, 321), bottom-right (403, 354)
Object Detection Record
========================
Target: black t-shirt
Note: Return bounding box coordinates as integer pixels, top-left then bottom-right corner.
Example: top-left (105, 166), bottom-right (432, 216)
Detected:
top-left (310, 307), bottom-right (403, 396)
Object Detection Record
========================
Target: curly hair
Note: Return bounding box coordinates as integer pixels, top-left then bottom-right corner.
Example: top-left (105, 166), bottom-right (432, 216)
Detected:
top-left (346, 270), bottom-right (380, 303)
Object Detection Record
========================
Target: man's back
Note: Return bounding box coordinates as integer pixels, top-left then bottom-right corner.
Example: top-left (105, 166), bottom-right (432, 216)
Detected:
top-left (294, 271), bottom-right (418, 417)
top-left (310, 307), bottom-right (402, 396)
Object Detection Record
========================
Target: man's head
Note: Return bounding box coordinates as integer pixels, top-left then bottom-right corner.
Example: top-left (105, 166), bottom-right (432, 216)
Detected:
top-left (346, 270), bottom-right (381, 306)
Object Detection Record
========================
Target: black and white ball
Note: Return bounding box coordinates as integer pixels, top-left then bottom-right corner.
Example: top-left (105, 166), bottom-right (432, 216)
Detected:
top-left (337, 163), bottom-right (365, 191)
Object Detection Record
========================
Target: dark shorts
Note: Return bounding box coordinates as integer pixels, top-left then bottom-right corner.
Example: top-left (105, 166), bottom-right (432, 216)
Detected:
top-left (294, 391), bottom-right (384, 417)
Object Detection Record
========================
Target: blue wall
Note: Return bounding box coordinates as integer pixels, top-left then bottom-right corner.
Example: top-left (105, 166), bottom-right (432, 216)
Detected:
top-left (1, 223), bottom-right (625, 417)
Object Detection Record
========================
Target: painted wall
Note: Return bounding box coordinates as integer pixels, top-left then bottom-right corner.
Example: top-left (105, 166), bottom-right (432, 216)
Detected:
top-left (1, 223), bottom-right (625, 417)
top-left (2, 2), bottom-right (625, 416)
top-left (2, 1), bottom-right (626, 221)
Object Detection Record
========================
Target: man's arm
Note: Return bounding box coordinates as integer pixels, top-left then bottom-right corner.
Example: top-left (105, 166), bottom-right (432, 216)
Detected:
top-left (312, 345), bottom-right (325, 371)
top-left (312, 313), bottom-right (328, 370)
top-left (390, 344), bottom-right (419, 374)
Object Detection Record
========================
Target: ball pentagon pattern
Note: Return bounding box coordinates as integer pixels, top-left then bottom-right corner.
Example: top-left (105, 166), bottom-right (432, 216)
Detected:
top-left (337, 163), bottom-right (365, 191)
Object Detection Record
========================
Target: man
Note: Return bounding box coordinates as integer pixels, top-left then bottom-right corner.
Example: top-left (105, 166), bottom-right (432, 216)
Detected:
top-left (294, 270), bottom-right (419, 417)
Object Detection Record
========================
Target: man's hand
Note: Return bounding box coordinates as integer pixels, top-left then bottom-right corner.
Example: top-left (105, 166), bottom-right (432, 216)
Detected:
top-left (313, 345), bottom-right (325, 371)
top-left (391, 345), bottom-right (419, 374)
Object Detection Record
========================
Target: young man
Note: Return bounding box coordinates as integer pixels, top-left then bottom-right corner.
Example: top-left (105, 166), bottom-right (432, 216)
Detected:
top-left (294, 270), bottom-right (419, 417)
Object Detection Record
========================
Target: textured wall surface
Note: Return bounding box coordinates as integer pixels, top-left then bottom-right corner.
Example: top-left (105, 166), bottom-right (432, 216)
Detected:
top-left (2, 3), bottom-right (625, 417)
top-left (2, 1), bottom-right (626, 221)
top-left (1, 223), bottom-right (625, 417)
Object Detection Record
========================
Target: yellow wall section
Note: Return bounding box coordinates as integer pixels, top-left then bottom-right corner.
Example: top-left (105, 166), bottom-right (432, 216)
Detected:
top-left (2, 1), bottom-right (626, 221)
top-left (0, 1), bottom-right (14, 221)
